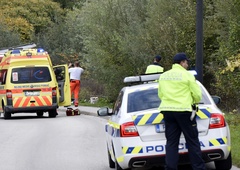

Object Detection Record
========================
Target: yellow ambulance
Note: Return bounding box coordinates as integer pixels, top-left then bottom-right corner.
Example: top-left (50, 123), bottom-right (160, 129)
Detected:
top-left (0, 46), bottom-right (71, 119)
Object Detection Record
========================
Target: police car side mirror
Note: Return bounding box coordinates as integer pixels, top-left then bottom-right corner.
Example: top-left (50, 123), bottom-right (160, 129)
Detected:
top-left (212, 96), bottom-right (221, 105)
top-left (97, 107), bottom-right (112, 116)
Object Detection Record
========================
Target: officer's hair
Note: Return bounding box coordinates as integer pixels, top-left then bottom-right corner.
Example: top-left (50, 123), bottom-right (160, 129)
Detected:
top-left (74, 61), bottom-right (79, 67)
top-left (173, 60), bottom-right (181, 64)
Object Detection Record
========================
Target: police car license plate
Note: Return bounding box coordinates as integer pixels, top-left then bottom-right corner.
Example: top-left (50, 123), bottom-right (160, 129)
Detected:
top-left (155, 124), bottom-right (165, 133)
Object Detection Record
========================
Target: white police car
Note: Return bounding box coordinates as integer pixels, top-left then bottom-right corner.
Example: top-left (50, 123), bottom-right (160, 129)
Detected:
top-left (97, 73), bottom-right (232, 170)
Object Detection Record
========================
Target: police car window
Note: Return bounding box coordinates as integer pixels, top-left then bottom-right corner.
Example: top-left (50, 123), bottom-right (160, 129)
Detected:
top-left (11, 67), bottom-right (51, 83)
top-left (200, 86), bottom-right (211, 104)
top-left (127, 88), bottom-right (160, 113)
top-left (113, 91), bottom-right (123, 115)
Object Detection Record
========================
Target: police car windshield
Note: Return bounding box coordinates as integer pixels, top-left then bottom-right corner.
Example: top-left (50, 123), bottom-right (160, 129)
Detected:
top-left (128, 88), bottom-right (160, 113)
top-left (127, 87), bottom-right (211, 113)
top-left (11, 67), bottom-right (51, 83)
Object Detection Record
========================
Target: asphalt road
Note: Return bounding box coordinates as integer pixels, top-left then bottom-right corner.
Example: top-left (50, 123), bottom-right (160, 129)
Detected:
top-left (0, 107), bottom-right (238, 170)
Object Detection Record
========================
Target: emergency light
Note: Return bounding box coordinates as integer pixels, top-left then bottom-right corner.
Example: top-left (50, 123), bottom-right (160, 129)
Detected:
top-left (124, 70), bottom-right (197, 84)
top-left (124, 73), bottom-right (161, 83)
top-left (10, 50), bottom-right (21, 54)
top-left (37, 48), bottom-right (45, 53)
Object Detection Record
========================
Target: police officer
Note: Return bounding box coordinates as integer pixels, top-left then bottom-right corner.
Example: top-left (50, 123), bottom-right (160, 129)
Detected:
top-left (145, 55), bottom-right (164, 74)
top-left (158, 53), bottom-right (206, 170)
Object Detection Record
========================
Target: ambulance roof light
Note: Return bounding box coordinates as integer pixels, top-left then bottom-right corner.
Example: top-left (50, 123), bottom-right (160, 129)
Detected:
top-left (37, 48), bottom-right (44, 53)
top-left (11, 50), bottom-right (21, 54)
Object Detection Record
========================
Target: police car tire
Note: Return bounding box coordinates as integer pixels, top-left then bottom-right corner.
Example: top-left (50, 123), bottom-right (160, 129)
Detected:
top-left (214, 152), bottom-right (232, 170)
top-left (107, 149), bottom-right (115, 168)
top-left (115, 160), bottom-right (123, 170)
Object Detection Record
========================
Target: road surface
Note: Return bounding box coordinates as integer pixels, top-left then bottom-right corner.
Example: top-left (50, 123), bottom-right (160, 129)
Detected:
top-left (0, 107), bottom-right (238, 170)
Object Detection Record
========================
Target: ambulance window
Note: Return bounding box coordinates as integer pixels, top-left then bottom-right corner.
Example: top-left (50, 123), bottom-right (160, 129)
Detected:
top-left (0, 69), bottom-right (7, 85)
top-left (54, 66), bottom-right (64, 81)
top-left (11, 67), bottom-right (52, 83)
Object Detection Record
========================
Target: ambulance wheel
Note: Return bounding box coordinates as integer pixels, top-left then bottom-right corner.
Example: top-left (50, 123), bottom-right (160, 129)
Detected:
top-left (107, 149), bottom-right (115, 168)
top-left (3, 107), bottom-right (11, 119)
top-left (48, 110), bottom-right (57, 118)
top-left (214, 152), bottom-right (232, 170)
top-left (36, 111), bottom-right (44, 117)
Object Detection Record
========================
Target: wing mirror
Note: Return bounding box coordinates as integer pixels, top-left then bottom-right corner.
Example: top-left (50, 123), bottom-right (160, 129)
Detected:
top-left (211, 96), bottom-right (221, 104)
top-left (97, 107), bottom-right (113, 116)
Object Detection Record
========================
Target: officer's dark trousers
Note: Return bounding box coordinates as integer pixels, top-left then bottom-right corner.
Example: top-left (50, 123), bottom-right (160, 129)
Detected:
top-left (162, 111), bottom-right (206, 170)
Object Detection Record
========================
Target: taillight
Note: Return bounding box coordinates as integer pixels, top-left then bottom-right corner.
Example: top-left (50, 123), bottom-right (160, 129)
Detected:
top-left (120, 122), bottom-right (139, 137)
top-left (6, 90), bottom-right (12, 98)
top-left (209, 113), bottom-right (226, 129)
top-left (52, 87), bottom-right (57, 96)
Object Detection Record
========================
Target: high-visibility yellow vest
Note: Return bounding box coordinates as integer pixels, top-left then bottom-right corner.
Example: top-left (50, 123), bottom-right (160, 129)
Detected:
top-left (158, 64), bottom-right (201, 112)
top-left (145, 64), bottom-right (164, 74)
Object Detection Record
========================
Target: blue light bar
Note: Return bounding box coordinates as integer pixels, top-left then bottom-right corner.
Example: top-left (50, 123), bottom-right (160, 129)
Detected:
top-left (11, 50), bottom-right (21, 54)
top-left (37, 48), bottom-right (44, 53)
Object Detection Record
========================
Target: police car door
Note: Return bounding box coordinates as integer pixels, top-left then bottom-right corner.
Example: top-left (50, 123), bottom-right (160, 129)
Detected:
top-left (53, 65), bottom-right (71, 106)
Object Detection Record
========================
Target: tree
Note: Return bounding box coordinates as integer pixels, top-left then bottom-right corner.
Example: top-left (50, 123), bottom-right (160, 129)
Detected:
top-left (0, 0), bottom-right (65, 42)
top-left (0, 23), bottom-right (21, 48)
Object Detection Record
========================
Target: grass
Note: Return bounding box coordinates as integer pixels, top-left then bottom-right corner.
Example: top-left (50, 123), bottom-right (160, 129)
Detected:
top-left (225, 113), bottom-right (240, 167)
top-left (79, 98), bottom-right (113, 108)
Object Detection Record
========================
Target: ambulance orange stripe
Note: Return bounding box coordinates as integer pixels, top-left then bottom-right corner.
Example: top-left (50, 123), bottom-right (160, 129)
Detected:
top-left (0, 90), bottom-right (6, 94)
top-left (42, 96), bottom-right (51, 105)
top-left (9, 55), bottom-right (48, 60)
top-left (22, 97), bottom-right (31, 107)
top-left (12, 89), bottom-right (23, 93)
top-left (34, 96), bottom-right (44, 106)
top-left (42, 88), bottom-right (52, 92)
top-left (30, 103), bottom-right (35, 107)
top-left (14, 97), bottom-right (23, 107)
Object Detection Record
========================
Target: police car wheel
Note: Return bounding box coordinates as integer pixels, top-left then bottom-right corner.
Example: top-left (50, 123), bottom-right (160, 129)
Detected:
top-left (107, 149), bottom-right (115, 168)
top-left (214, 152), bottom-right (232, 170)
top-left (115, 160), bottom-right (123, 170)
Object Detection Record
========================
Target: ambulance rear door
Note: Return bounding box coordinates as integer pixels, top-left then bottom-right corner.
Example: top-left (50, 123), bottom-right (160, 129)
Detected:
top-left (53, 65), bottom-right (71, 106)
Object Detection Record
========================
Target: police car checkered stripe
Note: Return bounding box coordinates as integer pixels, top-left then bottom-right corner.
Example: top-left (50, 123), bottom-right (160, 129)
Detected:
top-left (209, 137), bottom-right (227, 146)
top-left (132, 109), bottom-right (211, 126)
top-left (122, 146), bottom-right (143, 154)
top-left (132, 112), bottom-right (164, 125)
top-left (116, 156), bottom-right (124, 163)
top-left (196, 108), bottom-right (211, 119)
top-left (105, 121), bottom-right (121, 137)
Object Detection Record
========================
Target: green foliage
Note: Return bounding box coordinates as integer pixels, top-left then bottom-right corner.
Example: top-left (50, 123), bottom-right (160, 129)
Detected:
top-left (1, 0), bottom-right (240, 113)
top-left (0, 23), bottom-right (21, 48)
top-left (208, 0), bottom-right (240, 111)
top-left (78, 0), bottom-right (200, 100)
top-left (80, 97), bottom-right (113, 108)
top-left (0, 0), bottom-right (65, 42)
top-left (225, 112), bottom-right (240, 167)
